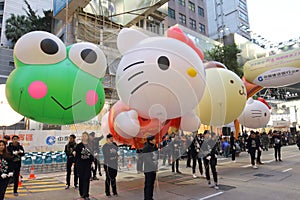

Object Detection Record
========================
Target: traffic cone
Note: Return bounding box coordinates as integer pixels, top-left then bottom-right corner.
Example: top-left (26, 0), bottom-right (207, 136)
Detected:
top-left (127, 158), bottom-right (133, 169)
top-left (18, 173), bottom-right (22, 187)
top-left (28, 166), bottom-right (36, 179)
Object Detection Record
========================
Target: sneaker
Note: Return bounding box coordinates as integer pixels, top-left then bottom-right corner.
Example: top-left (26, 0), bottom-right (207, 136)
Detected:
top-left (113, 193), bottom-right (118, 197)
top-left (13, 193), bottom-right (18, 196)
top-left (176, 171), bottom-right (182, 174)
top-left (258, 162), bottom-right (264, 165)
top-left (193, 174), bottom-right (197, 178)
top-left (252, 165), bottom-right (258, 169)
top-left (214, 185), bottom-right (219, 190)
top-left (106, 194), bottom-right (112, 198)
top-left (65, 185), bottom-right (70, 190)
top-left (74, 185), bottom-right (78, 189)
top-left (208, 182), bottom-right (214, 188)
top-left (200, 174), bottom-right (206, 178)
top-left (84, 197), bottom-right (90, 200)
top-left (279, 159), bottom-right (282, 162)
top-left (232, 160), bottom-right (236, 163)
top-left (92, 176), bottom-right (99, 180)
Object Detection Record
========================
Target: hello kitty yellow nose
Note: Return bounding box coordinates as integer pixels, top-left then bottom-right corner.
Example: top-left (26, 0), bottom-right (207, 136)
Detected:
top-left (187, 67), bottom-right (197, 77)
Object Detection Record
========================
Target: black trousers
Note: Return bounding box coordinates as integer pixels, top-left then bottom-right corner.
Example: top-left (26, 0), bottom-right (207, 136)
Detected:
top-left (231, 149), bottom-right (236, 161)
top-left (144, 172), bottom-right (156, 200)
top-left (13, 167), bottom-right (20, 193)
top-left (92, 158), bottom-right (101, 177)
top-left (257, 149), bottom-right (262, 163)
top-left (78, 164), bottom-right (91, 198)
top-left (66, 159), bottom-right (78, 186)
top-left (104, 165), bottom-right (118, 195)
top-left (192, 157), bottom-right (203, 174)
top-left (186, 151), bottom-right (192, 167)
top-left (274, 146), bottom-right (281, 160)
top-left (203, 157), bottom-right (218, 184)
top-left (249, 150), bottom-right (256, 165)
top-left (171, 159), bottom-right (180, 172)
top-left (0, 178), bottom-right (9, 200)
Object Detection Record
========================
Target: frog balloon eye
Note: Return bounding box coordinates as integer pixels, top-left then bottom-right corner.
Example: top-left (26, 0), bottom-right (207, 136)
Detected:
top-left (14, 31), bottom-right (66, 65)
top-left (69, 42), bottom-right (107, 78)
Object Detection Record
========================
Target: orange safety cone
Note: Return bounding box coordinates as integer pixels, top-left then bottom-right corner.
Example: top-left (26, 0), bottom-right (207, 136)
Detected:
top-left (28, 166), bottom-right (36, 179)
top-left (127, 158), bottom-right (132, 169)
top-left (18, 173), bottom-right (22, 187)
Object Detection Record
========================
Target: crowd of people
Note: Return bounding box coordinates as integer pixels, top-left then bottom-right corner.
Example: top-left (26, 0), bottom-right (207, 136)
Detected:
top-left (1, 129), bottom-right (299, 200)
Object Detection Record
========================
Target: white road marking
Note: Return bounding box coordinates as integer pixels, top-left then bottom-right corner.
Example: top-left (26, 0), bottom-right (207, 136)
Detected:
top-left (199, 192), bottom-right (224, 200)
top-left (282, 168), bottom-right (292, 173)
top-left (241, 164), bottom-right (252, 168)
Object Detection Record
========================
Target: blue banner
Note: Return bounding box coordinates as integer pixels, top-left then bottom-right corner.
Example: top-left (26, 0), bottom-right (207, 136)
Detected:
top-left (53, 0), bottom-right (72, 16)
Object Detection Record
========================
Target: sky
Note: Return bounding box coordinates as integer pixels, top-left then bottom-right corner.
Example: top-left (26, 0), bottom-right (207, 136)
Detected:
top-left (247, 0), bottom-right (300, 44)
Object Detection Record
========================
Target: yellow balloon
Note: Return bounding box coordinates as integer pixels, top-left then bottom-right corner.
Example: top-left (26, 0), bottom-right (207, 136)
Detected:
top-left (196, 68), bottom-right (247, 126)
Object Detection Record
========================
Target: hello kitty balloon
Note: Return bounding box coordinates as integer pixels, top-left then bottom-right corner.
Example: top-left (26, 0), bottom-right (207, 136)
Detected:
top-left (237, 98), bottom-right (271, 129)
top-left (108, 27), bottom-right (206, 148)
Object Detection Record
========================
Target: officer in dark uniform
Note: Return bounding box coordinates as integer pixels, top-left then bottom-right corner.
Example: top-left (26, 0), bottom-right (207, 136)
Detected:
top-left (102, 134), bottom-right (118, 197)
top-left (143, 135), bottom-right (158, 200)
top-left (7, 135), bottom-right (25, 196)
top-left (247, 130), bottom-right (260, 168)
top-left (64, 134), bottom-right (78, 189)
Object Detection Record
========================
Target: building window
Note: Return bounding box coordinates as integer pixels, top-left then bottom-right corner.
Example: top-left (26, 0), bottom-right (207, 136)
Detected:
top-left (179, 13), bottom-right (186, 24)
top-left (188, 1), bottom-right (195, 12)
top-left (199, 23), bottom-right (205, 33)
top-left (239, 0), bottom-right (247, 11)
top-left (239, 11), bottom-right (248, 22)
top-left (0, 2), bottom-right (4, 11)
top-left (190, 18), bottom-right (196, 30)
top-left (168, 8), bottom-right (175, 19)
top-left (198, 6), bottom-right (204, 17)
top-left (178, 0), bottom-right (185, 7)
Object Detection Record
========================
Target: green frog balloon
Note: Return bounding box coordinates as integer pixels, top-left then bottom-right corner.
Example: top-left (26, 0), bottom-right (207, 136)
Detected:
top-left (5, 31), bottom-right (107, 125)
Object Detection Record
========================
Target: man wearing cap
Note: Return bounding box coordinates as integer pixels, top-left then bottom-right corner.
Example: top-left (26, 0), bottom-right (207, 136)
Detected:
top-left (64, 134), bottom-right (78, 189)
top-left (102, 134), bottom-right (118, 197)
top-left (89, 132), bottom-right (103, 181)
top-left (143, 135), bottom-right (158, 200)
top-left (7, 135), bottom-right (25, 196)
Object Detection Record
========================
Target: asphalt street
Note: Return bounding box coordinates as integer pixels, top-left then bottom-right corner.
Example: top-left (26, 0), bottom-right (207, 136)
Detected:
top-left (9, 145), bottom-right (300, 200)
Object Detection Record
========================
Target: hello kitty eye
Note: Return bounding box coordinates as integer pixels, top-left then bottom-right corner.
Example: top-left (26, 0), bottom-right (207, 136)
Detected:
top-left (230, 80), bottom-right (234, 84)
top-left (264, 113), bottom-right (267, 117)
top-left (157, 56), bottom-right (170, 70)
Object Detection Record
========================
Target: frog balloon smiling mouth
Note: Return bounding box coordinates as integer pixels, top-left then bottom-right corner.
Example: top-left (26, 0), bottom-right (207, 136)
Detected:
top-left (50, 96), bottom-right (81, 110)
top-left (5, 31), bottom-right (107, 125)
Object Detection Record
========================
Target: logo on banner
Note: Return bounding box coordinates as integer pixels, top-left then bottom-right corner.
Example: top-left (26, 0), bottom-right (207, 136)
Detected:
top-left (46, 136), bottom-right (56, 145)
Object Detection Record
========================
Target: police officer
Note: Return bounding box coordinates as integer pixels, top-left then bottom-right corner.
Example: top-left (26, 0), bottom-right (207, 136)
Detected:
top-left (102, 134), bottom-right (118, 197)
top-left (143, 135), bottom-right (158, 200)
top-left (190, 133), bottom-right (204, 178)
top-left (7, 135), bottom-right (25, 196)
top-left (247, 130), bottom-right (260, 168)
top-left (89, 132), bottom-right (103, 180)
top-left (201, 131), bottom-right (219, 190)
top-left (64, 134), bottom-right (78, 189)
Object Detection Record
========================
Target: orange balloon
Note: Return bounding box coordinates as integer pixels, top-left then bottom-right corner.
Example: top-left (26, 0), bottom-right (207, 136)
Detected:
top-left (108, 100), bottom-right (181, 149)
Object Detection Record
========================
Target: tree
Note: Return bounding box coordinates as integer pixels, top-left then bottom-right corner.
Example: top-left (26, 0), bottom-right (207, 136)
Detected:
top-left (5, 0), bottom-right (52, 46)
top-left (205, 44), bottom-right (243, 77)
top-left (5, 14), bottom-right (31, 44)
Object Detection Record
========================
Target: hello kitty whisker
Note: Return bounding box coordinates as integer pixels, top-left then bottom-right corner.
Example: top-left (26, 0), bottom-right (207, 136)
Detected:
top-left (131, 81), bottom-right (149, 94)
top-left (123, 61), bottom-right (144, 71)
top-left (128, 71), bottom-right (144, 81)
